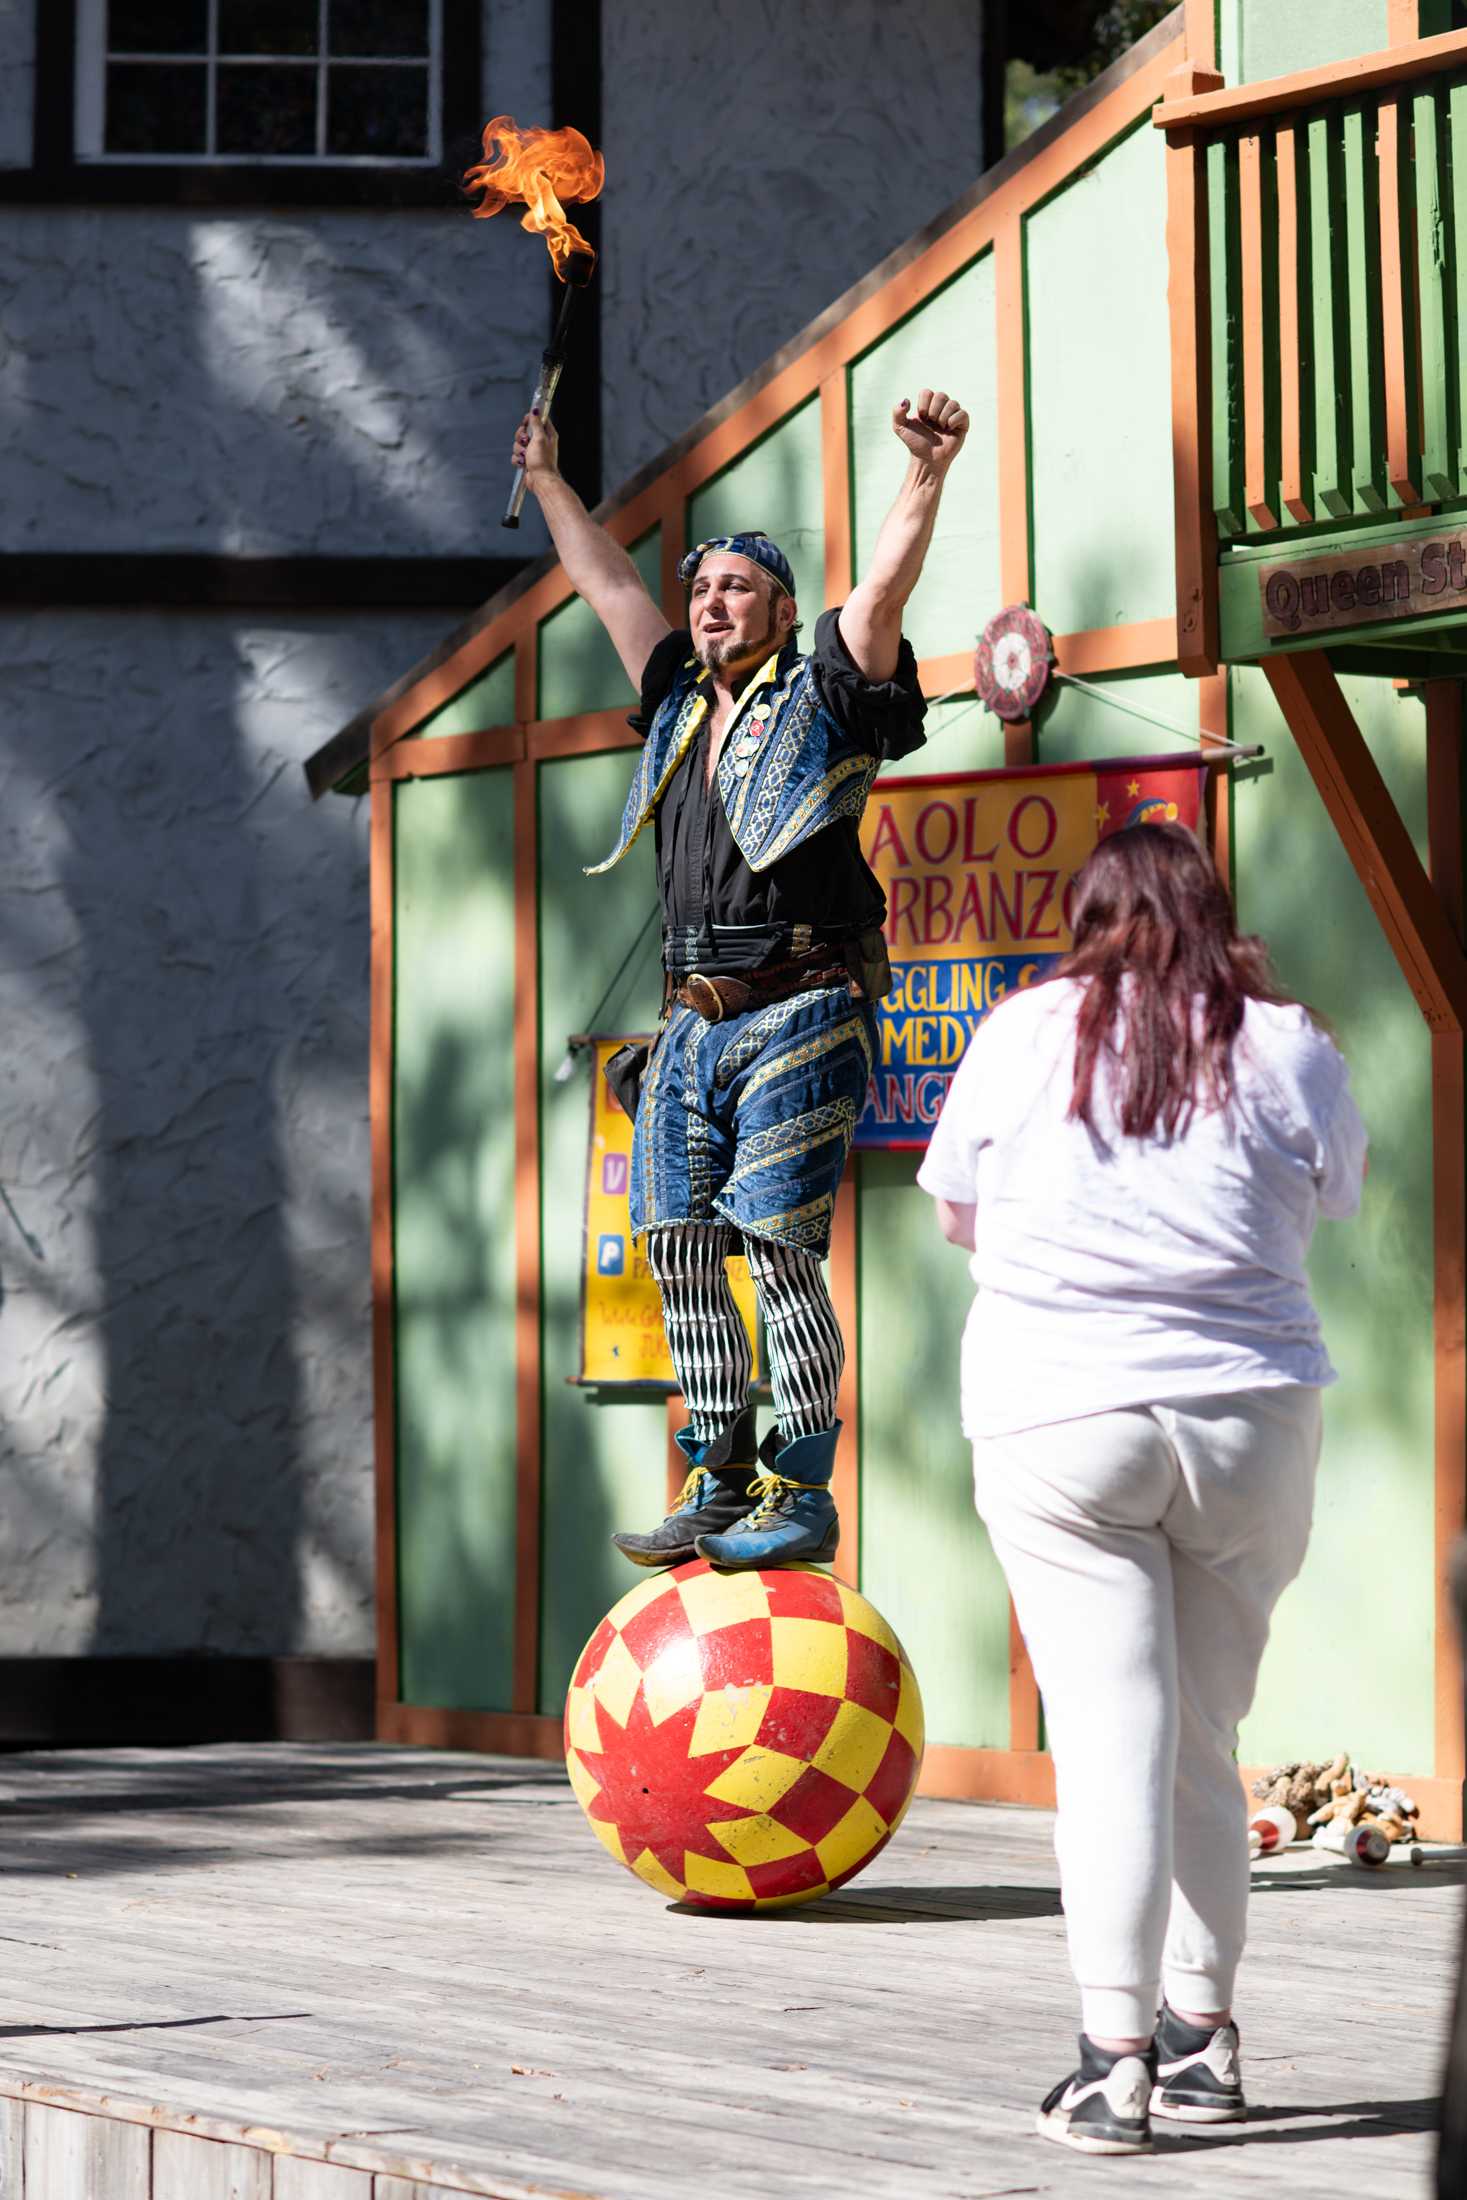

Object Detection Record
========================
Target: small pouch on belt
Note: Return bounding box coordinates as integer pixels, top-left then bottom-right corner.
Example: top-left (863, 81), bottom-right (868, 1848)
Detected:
top-left (843, 927), bottom-right (892, 1002)
top-left (676, 973), bottom-right (753, 1021)
top-left (602, 1040), bottom-right (650, 1122)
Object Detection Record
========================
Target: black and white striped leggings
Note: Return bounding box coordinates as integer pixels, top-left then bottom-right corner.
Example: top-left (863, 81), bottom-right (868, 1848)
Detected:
top-left (643, 1223), bottom-right (843, 1443)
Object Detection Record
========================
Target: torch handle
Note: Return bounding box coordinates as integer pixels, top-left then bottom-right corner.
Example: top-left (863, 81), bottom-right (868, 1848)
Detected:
top-left (503, 350), bottom-right (567, 529)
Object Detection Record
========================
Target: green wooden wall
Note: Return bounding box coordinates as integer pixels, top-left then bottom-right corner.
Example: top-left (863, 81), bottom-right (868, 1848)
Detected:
top-left (538, 531), bottom-right (662, 720)
top-left (689, 401), bottom-right (825, 617)
top-left (1232, 669), bottom-right (1435, 1773)
top-left (392, 771), bottom-right (520, 1707)
top-left (410, 650), bottom-right (517, 741)
top-left (536, 753), bottom-right (666, 1709)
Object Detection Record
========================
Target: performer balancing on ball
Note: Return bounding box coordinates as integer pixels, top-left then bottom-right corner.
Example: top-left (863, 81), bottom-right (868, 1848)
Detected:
top-left (513, 387), bottom-right (967, 1568)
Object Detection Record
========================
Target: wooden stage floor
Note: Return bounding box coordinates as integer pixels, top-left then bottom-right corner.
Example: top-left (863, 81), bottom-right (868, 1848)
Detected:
top-left (0, 1743), bottom-right (1457, 2198)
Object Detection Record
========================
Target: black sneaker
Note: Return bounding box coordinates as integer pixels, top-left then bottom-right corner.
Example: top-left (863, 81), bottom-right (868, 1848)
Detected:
top-left (1036, 2035), bottom-right (1155, 2155)
top-left (1150, 2005), bottom-right (1245, 2123)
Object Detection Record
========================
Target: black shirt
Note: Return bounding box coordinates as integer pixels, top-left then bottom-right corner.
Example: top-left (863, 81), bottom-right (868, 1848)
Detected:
top-left (629, 608), bottom-right (927, 973)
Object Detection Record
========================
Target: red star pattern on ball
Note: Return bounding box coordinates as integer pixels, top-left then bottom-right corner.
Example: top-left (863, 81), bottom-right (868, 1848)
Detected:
top-left (563, 1561), bottom-right (924, 1911)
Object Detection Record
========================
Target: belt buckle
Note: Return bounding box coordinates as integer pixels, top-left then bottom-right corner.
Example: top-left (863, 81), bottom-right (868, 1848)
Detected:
top-left (684, 972), bottom-right (725, 1022)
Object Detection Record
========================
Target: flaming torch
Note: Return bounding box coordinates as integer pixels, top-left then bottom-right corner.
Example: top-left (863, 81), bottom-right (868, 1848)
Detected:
top-left (462, 115), bottom-right (606, 529)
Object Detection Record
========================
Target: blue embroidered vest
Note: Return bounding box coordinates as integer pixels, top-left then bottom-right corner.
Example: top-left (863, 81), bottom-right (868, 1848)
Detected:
top-left (585, 642), bottom-right (883, 878)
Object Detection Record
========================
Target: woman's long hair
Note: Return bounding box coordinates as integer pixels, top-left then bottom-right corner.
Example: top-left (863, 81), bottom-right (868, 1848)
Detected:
top-left (1056, 821), bottom-right (1299, 1139)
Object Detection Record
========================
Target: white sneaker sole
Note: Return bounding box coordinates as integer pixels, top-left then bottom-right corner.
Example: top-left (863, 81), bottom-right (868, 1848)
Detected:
top-left (1036, 2110), bottom-right (1153, 2155)
top-left (1150, 2089), bottom-right (1246, 2124)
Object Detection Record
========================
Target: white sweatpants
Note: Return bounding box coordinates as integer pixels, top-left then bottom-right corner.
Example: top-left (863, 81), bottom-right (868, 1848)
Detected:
top-left (971, 1385), bottom-right (1321, 2041)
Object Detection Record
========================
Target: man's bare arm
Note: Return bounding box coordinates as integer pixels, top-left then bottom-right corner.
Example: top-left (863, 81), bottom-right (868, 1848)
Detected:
top-left (935, 1198), bottom-right (977, 1252)
top-left (839, 388), bottom-right (969, 684)
top-left (515, 412), bottom-right (673, 689)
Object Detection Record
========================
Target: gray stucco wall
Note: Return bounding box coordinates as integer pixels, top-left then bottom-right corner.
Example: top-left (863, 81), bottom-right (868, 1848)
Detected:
top-left (0, 0), bottom-right (34, 168)
top-left (0, 610), bottom-right (454, 1656)
top-left (599, 0), bottom-right (986, 490)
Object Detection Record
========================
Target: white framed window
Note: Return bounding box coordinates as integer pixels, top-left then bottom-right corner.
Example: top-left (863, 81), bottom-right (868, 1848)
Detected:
top-left (75, 0), bottom-right (444, 165)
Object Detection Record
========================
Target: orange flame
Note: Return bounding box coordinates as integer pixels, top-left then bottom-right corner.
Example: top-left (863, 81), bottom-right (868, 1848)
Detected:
top-left (463, 115), bottom-right (605, 280)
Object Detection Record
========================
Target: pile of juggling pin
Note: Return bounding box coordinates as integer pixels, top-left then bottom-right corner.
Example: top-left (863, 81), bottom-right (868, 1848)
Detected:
top-left (1251, 1753), bottom-right (1421, 1862)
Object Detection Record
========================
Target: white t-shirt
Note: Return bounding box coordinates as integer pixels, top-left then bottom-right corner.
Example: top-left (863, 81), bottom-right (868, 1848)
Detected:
top-left (915, 979), bottom-right (1368, 1438)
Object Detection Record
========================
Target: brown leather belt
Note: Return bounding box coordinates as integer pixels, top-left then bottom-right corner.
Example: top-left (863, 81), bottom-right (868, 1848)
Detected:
top-left (672, 956), bottom-right (850, 1022)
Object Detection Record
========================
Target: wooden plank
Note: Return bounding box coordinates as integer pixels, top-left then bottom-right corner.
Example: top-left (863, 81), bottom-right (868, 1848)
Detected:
top-left (1002, 721), bottom-right (1034, 769)
top-left (370, 779), bottom-right (400, 1732)
top-left (665, 1396), bottom-right (685, 1513)
top-left (276, 2160), bottom-right (373, 2197)
top-left (1154, 25), bottom-right (1467, 129)
top-left (377, 1705), bottom-right (561, 1756)
top-left (1163, 65), bottom-right (1225, 669)
top-left (1377, 91), bottom-right (1421, 503)
top-left (1207, 134), bottom-right (1246, 537)
top-left (829, 1159), bottom-right (859, 1591)
top-left (1342, 99), bottom-right (1388, 513)
top-left (1262, 650), bottom-right (1467, 1034)
top-left (1006, 1605), bottom-right (1040, 1753)
top-left (994, 212), bottom-right (1030, 605)
top-left (24, 2102), bottom-right (150, 2200)
top-left (1414, 85), bottom-right (1456, 501)
top-left (376, 728), bottom-right (523, 782)
top-left (0, 2094), bottom-right (22, 2198)
top-left (1428, 681), bottom-right (1467, 1803)
top-left (1199, 668), bottom-right (1232, 888)
top-left (1308, 110), bottom-right (1352, 517)
top-left (819, 370), bottom-right (852, 608)
top-left (1389, 0), bottom-right (1422, 40)
top-left (512, 757), bottom-right (542, 1720)
top-left (1183, 0), bottom-right (1216, 69)
top-left (1238, 128), bottom-right (1278, 528)
top-left (153, 2128), bottom-right (270, 2199)
top-left (376, 2182), bottom-right (458, 2200)
top-left (1452, 83), bottom-right (1467, 491)
top-left (1275, 118), bottom-right (1312, 521)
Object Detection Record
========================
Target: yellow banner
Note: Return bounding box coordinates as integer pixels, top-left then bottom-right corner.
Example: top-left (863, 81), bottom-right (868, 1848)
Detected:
top-left (579, 1037), bottom-right (760, 1388)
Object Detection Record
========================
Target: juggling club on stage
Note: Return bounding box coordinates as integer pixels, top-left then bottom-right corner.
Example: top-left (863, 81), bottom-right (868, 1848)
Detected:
top-left (503, 249), bottom-right (595, 529)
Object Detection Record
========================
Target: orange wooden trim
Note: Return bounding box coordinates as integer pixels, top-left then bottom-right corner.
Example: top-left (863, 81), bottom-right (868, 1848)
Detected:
top-left (1378, 93), bottom-right (1421, 504)
top-left (1428, 681), bottom-right (1467, 1791)
top-left (375, 726), bottom-right (523, 781)
top-left (370, 778), bottom-right (400, 1732)
top-left (995, 212), bottom-right (1031, 606)
top-left (1003, 720), bottom-right (1035, 769)
top-left (379, 1703), bottom-right (564, 1757)
top-left (830, 1157), bottom-right (860, 1590)
top-left (666, 1396), bottom-right (687, 1512)
top-left (918, 651), bottom-right (975, 699)
top-left (514, 631), bottom-right (536, 725)
top-left (529, 709), bottom-right (642, 761)
top-left (1007, 1605), bottom-right (1041, 1752)
top-left (1184, 0), bottom-right (1217, 70)
top-left (1155, 24), bottom-right (1467, 130)
top-left (1263, 652), bottom-right (1467, 1032)
top-left (1199, 669), bottom-right (1232, 887)
top-left (512, 755), bottom-right (543, 1719)
top-left (1164, 74), bottom-right (1224, 675)
top-left (1388, 0), bottom-right (1422, 42)
top-left (821, 370), bottom-right (854, 607)
top-left (1238, 131), bottom-right (1278, 531)
top-left (919, 1743), bottom-right (1055, 1808)
top-left (1053, 617), bottom-right (1179, 676)
top-left (1275, 120), bottom-right (1312, 522)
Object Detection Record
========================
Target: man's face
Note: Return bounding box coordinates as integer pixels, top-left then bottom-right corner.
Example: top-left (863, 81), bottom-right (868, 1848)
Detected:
top-left (688, 554), bottom-right (794, 672)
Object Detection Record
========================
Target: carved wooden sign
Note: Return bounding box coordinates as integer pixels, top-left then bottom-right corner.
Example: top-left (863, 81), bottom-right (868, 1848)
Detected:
top-left (1259, 524), bottom-right (1467, 639)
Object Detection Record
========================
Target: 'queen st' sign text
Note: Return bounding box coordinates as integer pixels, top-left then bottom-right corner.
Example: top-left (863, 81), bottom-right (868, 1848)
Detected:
top-left (1259, 523), bottom-right (1467, 640)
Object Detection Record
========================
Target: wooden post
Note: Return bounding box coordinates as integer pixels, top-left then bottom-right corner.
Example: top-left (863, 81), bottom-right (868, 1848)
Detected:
top-left (995, 211), bottom-right (1031, 608)
top-left (1199, 668), bottom-right (1231, 887)
top-left (369, 767), bottom-right (400, 1733)
top-left (1162, 65), bottom-right (1225, 672)
top-left (512, 629), bottom-right (544, 1720)
top-left (830, 1160), bottom-right (861, 1588)
top-left (1262, 652), bottom-right (1467, 1032)
top-left (1427, 680), bottom-right (1467, 1812)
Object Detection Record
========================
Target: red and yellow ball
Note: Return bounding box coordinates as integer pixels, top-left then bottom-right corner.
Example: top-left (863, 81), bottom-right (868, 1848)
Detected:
top-left (563, 1559), bottom-right (925, 1910)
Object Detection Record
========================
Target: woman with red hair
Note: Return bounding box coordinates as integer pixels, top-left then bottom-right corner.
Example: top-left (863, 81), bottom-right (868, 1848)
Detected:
top-left (919, 821), bottom-right (1366, 2157)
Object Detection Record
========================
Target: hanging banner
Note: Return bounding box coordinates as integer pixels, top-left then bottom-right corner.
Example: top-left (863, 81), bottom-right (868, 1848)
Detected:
top-left (856, 754), bottom-right (1207, 1150)
top-left (578, 1036), bottom-right (761, 1388)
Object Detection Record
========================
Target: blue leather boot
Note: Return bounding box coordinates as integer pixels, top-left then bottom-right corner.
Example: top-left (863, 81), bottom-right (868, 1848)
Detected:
top-left (694, 1424), bottom-right (839, 1569)
top-left (611, 1407), bottom-right (758, 1567)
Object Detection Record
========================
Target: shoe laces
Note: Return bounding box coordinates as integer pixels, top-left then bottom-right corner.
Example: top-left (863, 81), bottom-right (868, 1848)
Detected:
top-left (672, 1467), bottom-right (711, 1512)
top-left (741, 1470), bottom-right (824, 1529)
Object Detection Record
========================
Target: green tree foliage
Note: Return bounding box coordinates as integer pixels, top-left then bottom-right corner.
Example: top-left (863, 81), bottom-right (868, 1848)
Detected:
top-left (1004, 0), bottom-right (1175, 151)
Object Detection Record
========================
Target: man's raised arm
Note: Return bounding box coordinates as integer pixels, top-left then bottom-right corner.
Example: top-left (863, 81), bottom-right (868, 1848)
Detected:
top-left (514, 413), bottom-right (672, 691)
top-left (838, 387), bottom-right (969, 685)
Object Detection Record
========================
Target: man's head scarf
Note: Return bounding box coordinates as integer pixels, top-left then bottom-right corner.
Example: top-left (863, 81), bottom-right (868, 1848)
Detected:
top-left (677, 533), bottom-right (795, 599)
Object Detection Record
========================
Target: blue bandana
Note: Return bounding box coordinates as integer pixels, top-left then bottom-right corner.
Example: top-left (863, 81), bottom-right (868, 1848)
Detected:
top-left (677, 533), bottom-right (795, 599)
